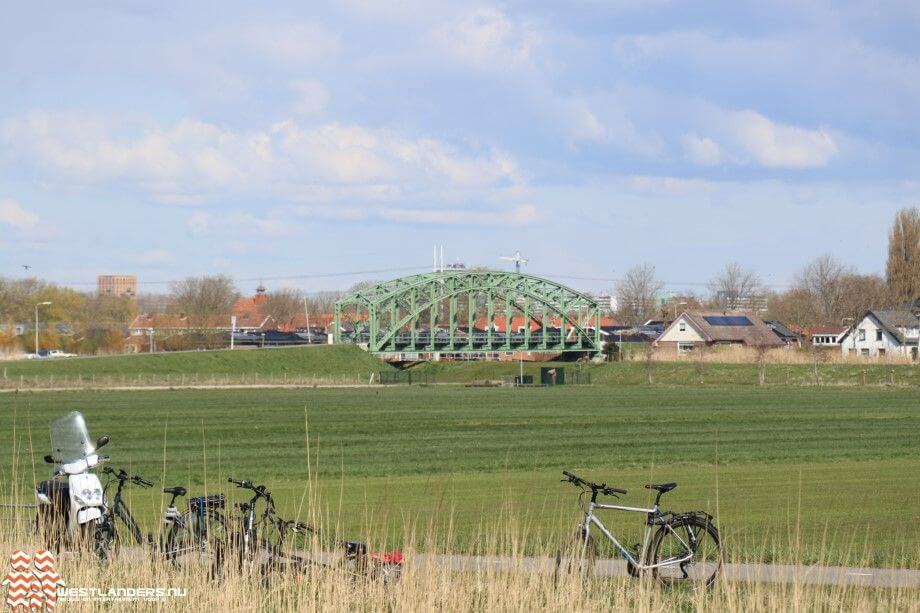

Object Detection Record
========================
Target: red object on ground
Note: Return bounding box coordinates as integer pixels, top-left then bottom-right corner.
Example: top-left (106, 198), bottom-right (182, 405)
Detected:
top-left (370, 551), bottom-right (404, 565)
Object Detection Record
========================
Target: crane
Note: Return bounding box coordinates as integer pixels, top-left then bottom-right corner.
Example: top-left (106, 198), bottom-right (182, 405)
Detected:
top-left (500, 251), bottom-right (528, 274)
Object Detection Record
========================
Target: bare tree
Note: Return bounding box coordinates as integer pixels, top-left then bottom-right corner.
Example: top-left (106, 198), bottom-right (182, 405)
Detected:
top-left (886, 206), bottom-right (920, 304)
top-left (261, 288), bottom-right (305, 329)
top-left (839, 274), bottom-right (892, 323)
top-left (795, 254), bottom-right (850, 324)
top-left (765, 288), bottom-right (820, 329)
top-left (708, 262), bottom-right (761, 311)
top-left (615, 263), bottom-right (662, 324)
top-left (169, 275), bottom-right (239, 329)
top-left (305, 291), bottom-right (343, 315)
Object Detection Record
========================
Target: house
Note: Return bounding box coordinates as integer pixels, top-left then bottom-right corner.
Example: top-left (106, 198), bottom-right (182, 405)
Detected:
top-left (839, 309), bottom-right (920, 359)
top-left (764, 320), bottom-right (803, 347)
top-left (808, 326), bottom-right (847, 347)
top-left (655, 312), bottom-right (785, 354)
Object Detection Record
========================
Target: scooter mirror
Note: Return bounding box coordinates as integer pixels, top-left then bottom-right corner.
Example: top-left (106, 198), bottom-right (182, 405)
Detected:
top-left (43, 455), bottom-right (55, 464)
top-left (96, 436), bottom-right (109, 449)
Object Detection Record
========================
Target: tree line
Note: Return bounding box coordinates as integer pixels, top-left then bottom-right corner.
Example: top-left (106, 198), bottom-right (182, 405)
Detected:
top-left (2, 206), bottom-right (917, 353)
top-left (613, 207), bottom-right (920, 327)
top-left (0, 274), bottom-right (346, 355)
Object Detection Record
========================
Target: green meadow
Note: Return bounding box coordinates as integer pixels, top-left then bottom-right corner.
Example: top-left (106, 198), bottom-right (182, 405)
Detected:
top-left (2, 386), bottom-right (918, 567)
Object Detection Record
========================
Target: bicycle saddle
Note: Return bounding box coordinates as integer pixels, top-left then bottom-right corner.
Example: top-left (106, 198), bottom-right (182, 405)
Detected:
top-left (644, 482), bottom-right (677, 493)
top-left (163, 486), bottom-right (187, 497)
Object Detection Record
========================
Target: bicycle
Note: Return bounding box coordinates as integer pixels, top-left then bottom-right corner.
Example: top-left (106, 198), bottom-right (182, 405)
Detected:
top-left (556, 470), bottom-right (722, 588)
top-left (224, 477), bottom-right (402, 583)
top-left (95, 467), bottom-right (229, 573)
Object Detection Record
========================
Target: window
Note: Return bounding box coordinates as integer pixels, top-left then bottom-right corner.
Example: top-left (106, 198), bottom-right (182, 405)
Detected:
top-left (678, 342), bottom-right (695, 353)
top-left (858, 329), bottom-right (866, 341)
top-left (860, 348), bottom-right (870, 356)
top-left (679, 322), bottom-right (686, 332)
top-left (878, 348), bottom-right (886, 357)
top-left (876, 330), bottom-right (883, 341)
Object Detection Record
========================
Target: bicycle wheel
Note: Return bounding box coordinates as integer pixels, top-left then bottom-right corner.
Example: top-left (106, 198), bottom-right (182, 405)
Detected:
top-left (92, 518), bottom-right (118, 563)
top-left (650, 514), bottom-right (721, 588)
top-left (554, 529), bottom-right (596, 585)
top-left (165, 509), bottom-right (229, 575)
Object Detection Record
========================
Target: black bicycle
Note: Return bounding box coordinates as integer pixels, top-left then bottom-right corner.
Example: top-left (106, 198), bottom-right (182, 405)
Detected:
top-left (223, 477), bottom-right (402, 583)
top-left (556, 470), bottom-right (722, 588)
top-left (95, 467), bottom-right (229, 572)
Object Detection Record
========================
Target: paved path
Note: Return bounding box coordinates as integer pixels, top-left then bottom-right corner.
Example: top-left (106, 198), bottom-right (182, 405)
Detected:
top-left (413, 554), bottom-right (920, 589)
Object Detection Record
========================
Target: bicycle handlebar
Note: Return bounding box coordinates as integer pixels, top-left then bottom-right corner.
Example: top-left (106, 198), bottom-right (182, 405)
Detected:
top-left (103, 467), bottom-right (153, 488)
top-left (227, 477), bottom-right (272, 500)
top-left (562, 470), bottom-right (627, 496)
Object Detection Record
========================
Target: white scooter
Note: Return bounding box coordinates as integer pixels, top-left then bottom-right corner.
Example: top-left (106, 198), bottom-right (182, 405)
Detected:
top-left (35, 411), bottom-right (110, 553)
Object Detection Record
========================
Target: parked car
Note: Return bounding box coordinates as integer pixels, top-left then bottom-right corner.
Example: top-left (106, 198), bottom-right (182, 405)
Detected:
top-left (36, 349), bottom-right (77, 359)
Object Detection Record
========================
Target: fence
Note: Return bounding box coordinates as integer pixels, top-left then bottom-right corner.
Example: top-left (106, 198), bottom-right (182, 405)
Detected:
top-left (377, 371), bottom-right (435, 385)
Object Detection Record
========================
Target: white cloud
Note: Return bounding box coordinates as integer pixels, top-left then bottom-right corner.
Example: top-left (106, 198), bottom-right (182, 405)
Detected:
top-left (0, 112), bottom-right (522, 203)
top-left (289, 79), bottom-right (329, 116)
top-left (430, 7), bottom-right (540, 70)
top-left (728, 110), bottom-right (838, 169)
top-left (682, 133), bottom-right (722, 165)
top-left (563, 94), bottom-right (664, 157)
top-left (0, 198), bottom-right (39, 230)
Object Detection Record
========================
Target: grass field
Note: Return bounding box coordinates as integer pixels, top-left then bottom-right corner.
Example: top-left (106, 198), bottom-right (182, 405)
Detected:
top-left (3, 345), bottom-right (919, 388)
top-left (2, 386), bottom-right (918, 568)
top-left (0, 345), bottom-right (392, 385)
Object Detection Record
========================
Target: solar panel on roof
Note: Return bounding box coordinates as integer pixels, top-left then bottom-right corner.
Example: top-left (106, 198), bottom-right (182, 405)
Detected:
top-left (703, 315), bottom-right (753, 326)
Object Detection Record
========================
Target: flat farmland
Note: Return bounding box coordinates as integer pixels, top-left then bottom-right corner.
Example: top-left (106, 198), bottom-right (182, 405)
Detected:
top-left (1, 386), bottom-right (917, 567)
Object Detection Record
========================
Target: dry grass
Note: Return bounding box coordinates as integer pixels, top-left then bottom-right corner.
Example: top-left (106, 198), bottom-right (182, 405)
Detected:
top-left (2, 488), bottom-right (917, 612)
top-left (642, 345), bottom-right (918, 365)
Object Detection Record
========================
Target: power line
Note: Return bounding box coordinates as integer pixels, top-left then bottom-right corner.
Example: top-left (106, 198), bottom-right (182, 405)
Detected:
top-left (34, 266), bottom-right (431, 287)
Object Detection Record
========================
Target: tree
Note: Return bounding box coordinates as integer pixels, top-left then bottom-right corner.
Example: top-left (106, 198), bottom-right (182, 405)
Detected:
top-left (261, 288), bottom-right (305, 329)
top-left (838, 274), bottom-right (892, 323)
top-left (169, 275), bottom-right (238, 329)
top-left (708, 262), bottom-right (761, 311)
top-left (305, 291), bottom-right (342, 315)
top-left (794, 254), bottom-right (850, 324)
top-left (886, 207), bottom-right (920, 304)
top-left (765, 288), bottom-right (819, 328)
top-left (615, 263), bottom-right (662, 324)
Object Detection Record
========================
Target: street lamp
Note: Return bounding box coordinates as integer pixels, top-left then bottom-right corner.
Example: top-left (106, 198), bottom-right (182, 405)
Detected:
top-left (34, 301), bottom-right (52, 355)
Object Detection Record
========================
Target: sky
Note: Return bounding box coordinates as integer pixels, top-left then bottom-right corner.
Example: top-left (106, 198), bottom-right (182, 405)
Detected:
top-left (1, 1), bottom-right (919, 296)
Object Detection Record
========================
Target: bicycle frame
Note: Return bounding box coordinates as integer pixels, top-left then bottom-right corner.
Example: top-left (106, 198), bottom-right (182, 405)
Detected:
top-left (581, 499), bottom-right (694, 571)
top-left (106, 479), bottom-right (146, 545)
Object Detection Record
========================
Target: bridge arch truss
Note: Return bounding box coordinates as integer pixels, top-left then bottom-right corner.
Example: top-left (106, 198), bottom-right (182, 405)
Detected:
top-left (333, 271), bottom-right (601, 355)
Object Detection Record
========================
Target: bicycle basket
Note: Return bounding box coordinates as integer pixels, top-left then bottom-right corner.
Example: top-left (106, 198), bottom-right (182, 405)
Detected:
top-left (189, 494), bottom-right (226, 512)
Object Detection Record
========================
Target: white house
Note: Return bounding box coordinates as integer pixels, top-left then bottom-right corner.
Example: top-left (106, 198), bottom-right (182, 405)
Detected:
top-left (809, 326), bottom-right (847, 347)
top-left (839, 310), bottom-right (920, 359)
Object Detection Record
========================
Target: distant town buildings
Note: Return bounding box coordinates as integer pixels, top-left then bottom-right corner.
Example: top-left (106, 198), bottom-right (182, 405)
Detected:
top-left (97, 274), bottom-right (137, 297)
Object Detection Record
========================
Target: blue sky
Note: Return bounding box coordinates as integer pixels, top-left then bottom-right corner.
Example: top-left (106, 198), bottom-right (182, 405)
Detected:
top-left (1, 1), bottom-right (918, 295)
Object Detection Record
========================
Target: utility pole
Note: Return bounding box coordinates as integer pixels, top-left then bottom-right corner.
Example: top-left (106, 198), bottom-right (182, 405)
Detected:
top-left (303, 297), bottom-right (312, 343)
top-left (34, 301), bottom-right (51, 354)
top-left (148, 328), bottom-right (155, 353)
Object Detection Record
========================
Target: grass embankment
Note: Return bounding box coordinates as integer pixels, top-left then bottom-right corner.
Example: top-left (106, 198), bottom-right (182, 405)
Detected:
top-left (2, 344), bottom-right (919, 388)
top-left (0, 345), bottom-right (393, 386)
top-left (412, 359), bottom-right (920, 387)
top-left (2, 386), bottom-right (918, 568)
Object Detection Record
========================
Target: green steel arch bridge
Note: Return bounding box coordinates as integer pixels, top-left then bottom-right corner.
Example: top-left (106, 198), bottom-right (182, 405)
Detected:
top-left (333, 270), bottom-right (601, 356)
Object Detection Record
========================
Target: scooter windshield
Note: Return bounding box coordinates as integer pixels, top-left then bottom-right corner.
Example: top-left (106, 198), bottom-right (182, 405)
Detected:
top-left (49, 411), bottom-right (95, 463)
